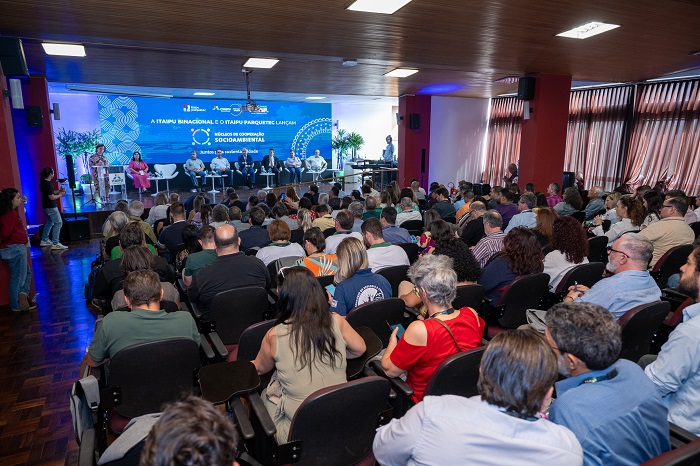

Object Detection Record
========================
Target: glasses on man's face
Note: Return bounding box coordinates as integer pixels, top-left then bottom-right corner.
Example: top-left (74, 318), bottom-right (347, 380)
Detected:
top-left (661, 204), bottom-right (674, 210)
top-left (606, 246), bottom-right (629, 258)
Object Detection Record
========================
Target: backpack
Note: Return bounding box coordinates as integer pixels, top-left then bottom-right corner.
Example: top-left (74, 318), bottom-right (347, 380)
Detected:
top-left (69, 375), bottom-right (100, 445)
top-left (84, 255), bottom-right (105, 300)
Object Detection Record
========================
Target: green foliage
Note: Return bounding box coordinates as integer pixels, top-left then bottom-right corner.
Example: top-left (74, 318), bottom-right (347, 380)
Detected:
top-left (55, 128), bottom-right (101, 174)
top-left (79, 173), bottom-right (92, 184)
top-left (331, 129), bottom-right (365, 161)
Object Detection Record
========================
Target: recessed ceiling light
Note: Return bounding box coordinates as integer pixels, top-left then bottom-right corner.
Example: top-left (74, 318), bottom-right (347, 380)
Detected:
top-left (556, 22), bottom-right (620, 39)
top-left (243, 58), bottom-right (279, 69)
top-left (347, 0), bottom-right (412, 14)
top-left (305, 96), bottom-right (326, 100)
top-left (193, 92), bottom-right (215, 96)
top-left (42, 43), bottom-right (86, 57)
top-left (384, 68), bottom-right (419, 78)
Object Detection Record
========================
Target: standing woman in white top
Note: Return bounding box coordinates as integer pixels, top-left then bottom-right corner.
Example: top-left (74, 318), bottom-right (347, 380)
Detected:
top-left (589, 196), bottom-right (644, 246)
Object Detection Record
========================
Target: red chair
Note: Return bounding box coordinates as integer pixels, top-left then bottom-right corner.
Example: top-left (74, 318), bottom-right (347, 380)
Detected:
top-left (642, 437), bottom-right (700, 465)
top-left (618, 301), bottom-right (671, 362)
top-left (651, 244), bottom-right (694, 288)
top-left (484, 273), bottom-right (550, 338)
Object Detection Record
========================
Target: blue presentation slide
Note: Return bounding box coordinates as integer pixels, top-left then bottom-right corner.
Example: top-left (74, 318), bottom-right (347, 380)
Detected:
top-left (96, 96), bottom-right (332, 165)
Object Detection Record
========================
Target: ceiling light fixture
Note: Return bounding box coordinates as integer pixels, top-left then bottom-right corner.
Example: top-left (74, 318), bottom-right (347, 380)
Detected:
top-left (342, 59), bottom-right (358, 67)
top-left (347, 0), bottom-right (412, 14)
top-left (556, 22), bottom-right (620, 39)
top-left (305, 96), bottom-right (326, 100)
top-left (42, 43), bottom-right (86, 57)
top-left (384, 68), bottom-right (419, 78)
top-left (193, 92), bottom-right (215, 96)
top-left (243, 57), bottom-right (279, 69)
top-left (494, 76), bottom-right (520, 84)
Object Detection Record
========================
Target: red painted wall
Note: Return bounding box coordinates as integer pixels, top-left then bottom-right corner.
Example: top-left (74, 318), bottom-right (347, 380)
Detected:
top-left (398, 95), bottom-right (431, 188)
top-left (518, 74), bottom-right (572, 193)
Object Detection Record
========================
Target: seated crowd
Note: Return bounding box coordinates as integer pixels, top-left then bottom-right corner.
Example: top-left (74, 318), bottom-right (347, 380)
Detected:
top-left (81, 176), bottom-right (700, 465)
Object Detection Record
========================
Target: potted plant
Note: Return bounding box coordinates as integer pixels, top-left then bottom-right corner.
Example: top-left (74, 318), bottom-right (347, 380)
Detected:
top-left (346, 132), bottom-right (365, 161)
top-left (332, 129), bottom-right (365, 171)
top-left (55, 128), bottom-right (101, 190)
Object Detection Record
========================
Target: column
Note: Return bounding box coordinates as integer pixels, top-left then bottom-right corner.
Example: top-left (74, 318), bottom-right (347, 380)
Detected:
top-left (398, 95), bottom-right (431, 188)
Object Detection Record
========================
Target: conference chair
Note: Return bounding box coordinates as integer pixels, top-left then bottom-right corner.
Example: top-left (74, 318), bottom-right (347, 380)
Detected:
top-left (396, 242), bottom-right (419, 264)
top-left (122, 164), bottom-right (144, 196)
top-left (400, 219), bottom-right (423, 234)
top-left (587, 236), bottom-right (609, 263)
top-left (423, 346), bottom-right (486, 398)
top-left (690, 221), bottom-right (700, 240)
top-left (650, 244), bottom-right (694, 288)
top-left (377, 265), bottom-right (410, 297)
top-left (346, 298), bottom-right (405, 347)
top-left (153, 163), bottom-right (178, 194)
top-left (570, 211), bottom-right (586, 223)
top-left (283, 166), bottom-right (305, 185)
top-left (322, 227), bottom-right (336, 238)
top-left (542, 262), bottom-right (606, 308)
top-left (443, 215), bottom-right (457, 224)
top-left (483, 272), bottom-right (550, 338)
top-left (618, 301), bottom-right (671, 362)
top-left (452, 284), bottom-right (486, 311)
top-left (306, 160), bottom-right (328, 183)
top-left (267, 256), bottom-right (304, 288)
top-left (203, 287), bottom-right (270, 362)
top-left (234, 161), bottom-right (258, 189)
top-left (641, 437), bottom-right (700, 465)
top-left (652, 293), bottom-right (695, 354)
top-left (317, 274), bottom-right (335, 288)
top-left (249, 377), bottom-right (391, 466)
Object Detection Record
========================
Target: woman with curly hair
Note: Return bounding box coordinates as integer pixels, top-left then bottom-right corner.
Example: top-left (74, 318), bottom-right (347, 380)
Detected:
top-left (543, 216), bottom-right (590, 288)
top-left (641, 190), bottom-right (663, 229)
top-left (478, 227), bottom-right (544, 302)
top-left (554, 187), bottom-right (583, 216)
top-left (532, 207), bottom-right (557, 247)
top-left (589, 195), bottom-right (644, 245)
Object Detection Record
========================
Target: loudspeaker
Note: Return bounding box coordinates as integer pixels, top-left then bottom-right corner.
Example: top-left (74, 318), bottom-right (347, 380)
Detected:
top-left (51, 103), bottom-right (61, 120)
top-left (409, 113), bottom-right (420, 129)
top-left (26, 106), bottom-right (43, 127)
top-left (65, 151), bottom-right (76, 189)
top-left (0, 38), bottom-right (29, 76)
top-left (562, 171), bottom-right (575, 190)
top-left (473, 183), bottom-right (491, 197)
top-left (8, 78), bottom-right (23, 109)
top-left (517, 77), bottom-right (536, 101)
top-left (60, 217), bottom-right (90, 242)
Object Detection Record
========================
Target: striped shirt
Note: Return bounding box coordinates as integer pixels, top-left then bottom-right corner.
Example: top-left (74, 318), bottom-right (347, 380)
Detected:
top-left (471, 231), bottom-right (506, 268)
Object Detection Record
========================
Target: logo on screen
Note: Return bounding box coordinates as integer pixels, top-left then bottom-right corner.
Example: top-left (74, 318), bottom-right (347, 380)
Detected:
top-left (183, 105), bottom-right (206, 113)
top-left (191, 128), bottom-right (211, 146)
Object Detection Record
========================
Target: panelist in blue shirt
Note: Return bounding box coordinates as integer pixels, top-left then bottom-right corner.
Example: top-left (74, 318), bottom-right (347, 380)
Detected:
top-left (545, 301), bottom-right (670, 466)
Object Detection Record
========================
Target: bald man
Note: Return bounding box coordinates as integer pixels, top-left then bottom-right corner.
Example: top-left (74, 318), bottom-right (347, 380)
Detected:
top-left (187, 224), bottom-right (271, 320)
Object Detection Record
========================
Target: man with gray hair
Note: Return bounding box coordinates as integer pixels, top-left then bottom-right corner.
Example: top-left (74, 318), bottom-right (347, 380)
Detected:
top-left (471, 209), bottom-right (505, 268)
top-left (348, 201), bottom-right (365, 232)
top-left (583, 186), bottom-right (605, 221)
top-left (545, 302), bottom-right (670, 465)
top-left (396, 197), bottom-right (422, 226)
top-left (460, 201), bottom-right (486, 247)
top-left (562, 234), bottom-right (661, 320)
top-left (504, 193), bottom-right (537, 233)
top-left (363, 196), bottom-right (381, 220)
top-left (127, 200), bottom-right (157, 244)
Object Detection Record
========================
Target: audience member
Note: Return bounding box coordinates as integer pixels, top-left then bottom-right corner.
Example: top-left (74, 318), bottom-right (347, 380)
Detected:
top-left (209, 204), bottom-right (229, 229)
top-left (374, 330), bottom-right (583, 465)
top-left (562, 234), bottom-right (660, 319)
top-left (667, 189), bottom-right (698, 224)
top-left (495, 189), bottom-right (520, 229)
top-left (546, 182), bottom-right (563, 208)
top-left (459, 201), bottom-right (487, 247)
top-left (158, 202), bottom-right (188, 253)
top-left (471, 210), bottom-right (506, 268)
top-left (146, 192), bottom-right (169, 226)
top-left (417, 210), bottom-right (442, 254)
top-left (238, 207), bottom-right (271, 251)
top-left (532, 206), bottom-right (556, 247)
top-left (182, 225), bottom-right (216, 287)
top-left (311, 204), bottom-right (335, 231)
top-left (294, 227), bottom-right (339, 276)
top-left (381, 254), bottom-right (484, 403)
top-left (227, 206), bottom-right (249, 232)
top-left (272, 202), bottom-right (298, 231)
top-left (545, 302), bottom-right (670, 465)
top-left (641, 190), bottom-right (663, 229)
top-left (86, 269), bottom-right (199, 367)
top-left (104, 211), bottom-right (130, 259)
top-left (554, 187), bottom-right (583, 216)
top-left (644, 244), bottom-right (700, 435)
top-left (543, 216), bottom-right (590, 289)
top-left (253, 267), bottom-right (366, 442)
top-left (432, 187), bottom-right (456, 219)
top-left (0, 188), bottom-right (35, 311)
top-left (324, 209), bottom-right (362, 254)
top-left (362, 196), bottom-right (380, 220)
top-left (128, 201), bottom-right (157, 244)
top-left (110, 246), bottom-right (180, 310)
top-left (590, 195), bottom-right (644, 246)
top-left (396, 197), bottom-right (422, 226)
top-left (255, 220), bottom-right (306, 266)
top-left (348, 201), bottom-right (365, 232)
top-left (504, 192), bottom-right (537, 233)
top-left (411, 179), bottom-right (426, 201)
top-left (380, 207), bottom-right (412, 244)
top-left (639, 197), bottom-right (695, 267)
top-left (583, 186), bottom-right (605, 220)
top-left (188, 224), bottom-right (270, 320)
top-left (330, 237), bottom-right (391, 316)
top-left (175, 224), bottom-right (202, 273)
top-left (361, 218), bottom-right (410, 272)
top-left (600, 192), bottom-right (622, 225)
top-left (479, 227), bottom-right (543, 302)
top-left (455, 190), bottom-right (475, 222)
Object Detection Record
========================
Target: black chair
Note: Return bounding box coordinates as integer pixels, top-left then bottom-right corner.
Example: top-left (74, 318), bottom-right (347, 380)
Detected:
top-left (570, 211), bottom-right (586, 222)
top-left (400, 219), bottom-right (423, 233)
top-left (267, 256), bottom-right (303, 288)
top-left (588, 236), bottom-right (609, 263)
top-left (396, 242), bottom-right (419, 264)
top-left (618, 301), bottom-right (671, 362)
top-left (543, 262), bottom-right (606, 309)
top-left (97, 338), bottom-right (200, 437)
top-left (690, 221), bottom-right (700, 240)
top-left (317, 274), bottom-right (334, 288)
top-left (235, 319), bottom-right (277, 390)
top-left (484, 273), bottom-right (550, 338)
top-left (641, 437), bottom-right (700, 465)
top-left (651, 244), bottom-right (694, 288)
top-left (250, 377), bottom-right (391, 466)
top-left (452, 284), bottom-right (485, 311)
top-left (322, 227), bottom-right (336, 238)
top-left (205, 287), bottom-right (270, 361)
top-left (443, 215), bottom-right (457, 224)
top-left (346, 298), bottom-right (405, 347)
top-left (423, 347), bottom-right (486, 398)
top-left (377, 265), bottom-right (410, 297)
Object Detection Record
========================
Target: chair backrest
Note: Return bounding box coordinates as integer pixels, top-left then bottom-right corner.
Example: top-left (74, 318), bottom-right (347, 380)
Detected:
top-left (497, 273), bottom-right (550, 328)
top-left (618, 301), bottom-right (671, 362)
top-left (651, 244), bottom-right (694, 288)
top-left (210, 287), bottom-right (269, 344)
top-left (108, 338), bottom-right (201, 418)
top-left (443, 215), bottom-right (456, 224)
top-left (267, 256), bottom-right (303, 288)
top-left (424, 347), bottom-right (486, 398)
top-left (322, 227), bottom-right (336, 238)
top-left (664, 297), bottom-right (695, 327)
top-left (376, 265), bottom-right (410, 297)
top-left (401, 219), bottom-right (423, 232)
top-left (317, 274), bottom-right (334, 288)
top-left (346, 298), bottom-right (405, 347)
top-left (555, 262), bottom-right (606, 293)
top-left (236, 319), bottom-right (276, 361)
top-left (570, 211), bottom-right (586, 222)
top-left (286, 377), bottom-right (390, 465)
top-left (641, 437), bottom-right (700, 466)
top-left (396, 242), bottom-right (419, 264)
top-left (154, 163), bottom-right (177, 178)
top-left (690, 222), bottom-right (700, 239)
top-left (453, 284), bottom-right (486, 311)
top-left (587, 236), bottom-right (609, 263)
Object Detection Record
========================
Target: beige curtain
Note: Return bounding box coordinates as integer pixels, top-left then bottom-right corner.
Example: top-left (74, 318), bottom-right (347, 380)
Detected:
top-left (622, 80), bottom-right (700, 194)
top-left (484, 97), bottom-right (521, 186)
top-left (564, 86), bottom-right (633, 191)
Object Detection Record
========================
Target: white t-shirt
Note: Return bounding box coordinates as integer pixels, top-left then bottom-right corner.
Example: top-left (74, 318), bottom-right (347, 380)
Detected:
top-left (366, 243), bottom-right (409, 272)
top-left (255, 242), bottom-right (305, 266)
top-left (325, 231), bottom-right (363, 254)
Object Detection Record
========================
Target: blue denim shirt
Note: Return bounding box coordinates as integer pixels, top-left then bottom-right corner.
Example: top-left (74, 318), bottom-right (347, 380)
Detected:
top-left (577, 270), bottom-right (661, 320)
top-left (646, 302), bottom-right (700, 435)
top-left (551, 359), bottom-right (670, 466)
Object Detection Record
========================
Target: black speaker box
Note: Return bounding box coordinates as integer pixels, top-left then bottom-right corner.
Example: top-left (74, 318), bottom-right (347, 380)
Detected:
top-left (517, 77), bottom-right (536, 101)
top-left (60, 217), bottom-right (91, 242)
top-left (65, 152), bottom-right (76, 189)
top-left (409, 113), bottom-right (420, 129)
top-left (562, 171), bottom-right (576, 190)
top-left (26, 106), bottom-right (43, 127)
top-left (0, 38), bottom-right (29, 76)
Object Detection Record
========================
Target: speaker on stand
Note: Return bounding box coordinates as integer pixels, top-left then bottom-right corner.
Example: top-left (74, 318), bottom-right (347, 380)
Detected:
top-left (61, 155), bottom-right (91, 242)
